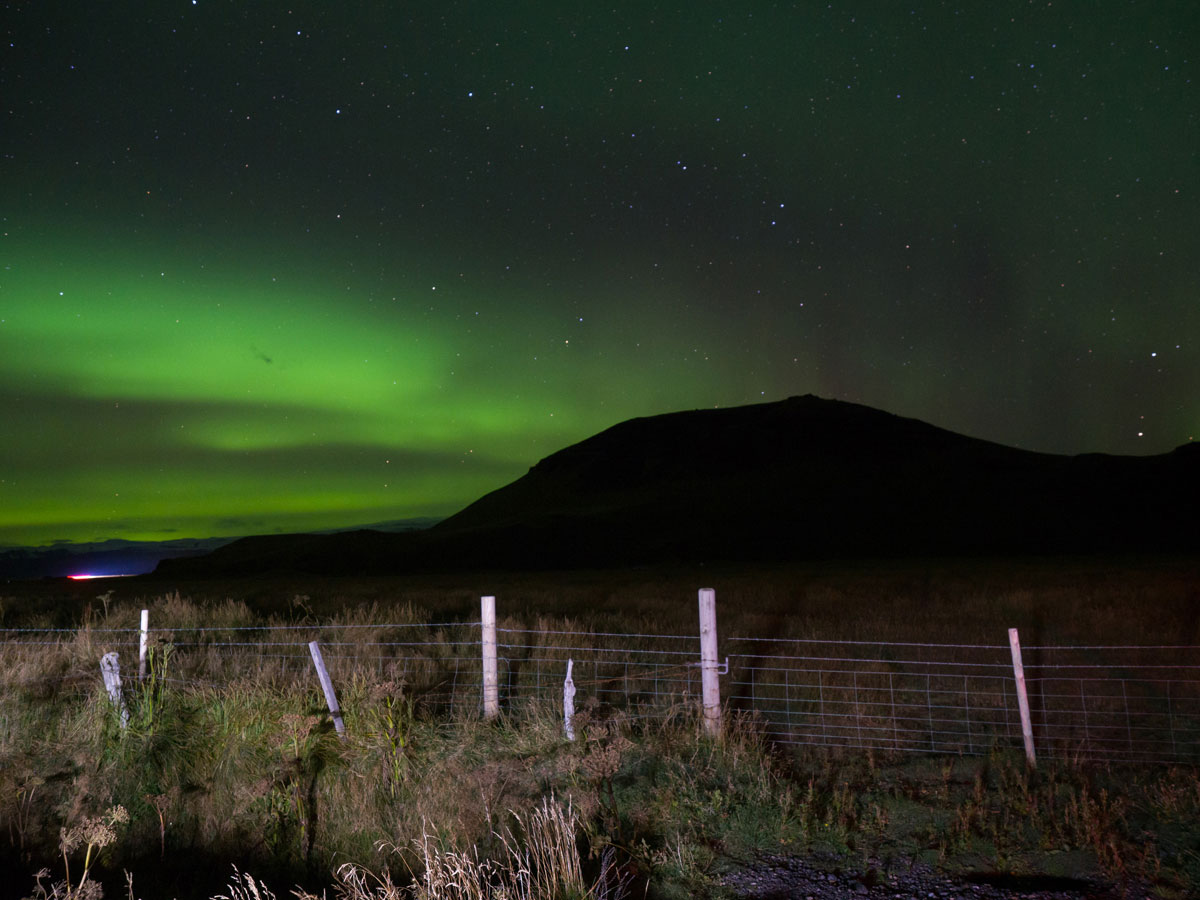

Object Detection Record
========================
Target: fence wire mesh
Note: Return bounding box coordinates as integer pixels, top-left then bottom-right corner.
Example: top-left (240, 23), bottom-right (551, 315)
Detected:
top-left (727, 637), bottom-right (1018, 756)
top-left (494, 626), bottom-right (700, 720)
top-left (0, 620), bottom-right (702, 723)
top-left (1, 617), bottom-right (1197, 764)
top-left (1021, 643), bottom-right (1200, 765)
top-left (726, 636), bottom-right (1200, 764)
top-left (155, 620), bottom-right (486, 715)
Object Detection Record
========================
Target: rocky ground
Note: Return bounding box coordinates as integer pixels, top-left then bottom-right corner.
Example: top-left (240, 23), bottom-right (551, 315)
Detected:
top-left (719, 855), bottom-right (1153, 900)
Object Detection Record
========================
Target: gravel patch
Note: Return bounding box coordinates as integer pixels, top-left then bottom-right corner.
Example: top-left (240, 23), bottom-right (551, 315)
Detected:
top-left (719, 855), bottom-right (1153, 900)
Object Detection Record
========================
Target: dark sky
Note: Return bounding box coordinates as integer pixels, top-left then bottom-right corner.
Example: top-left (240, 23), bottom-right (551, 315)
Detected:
top-left (2, 2), bottom-right (1197, 546)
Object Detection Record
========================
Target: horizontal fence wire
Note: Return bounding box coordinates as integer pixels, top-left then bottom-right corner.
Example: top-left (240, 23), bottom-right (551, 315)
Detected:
top-left (1019, 643), bottom-right (1200, 765)
top-left (0, 621), bottom-right (488, 718)
top-left (726, 636), bottom-right (1200, 764)
top-left (0, 620), bottom-right (702, 723)
top-left (495, 626), bottom-right (700, 720)
top-left (0, 618), bottom-right (1197, 764)
top-left (726, 636), bottom-right (1020, 756)
top-left (170, 621), bottom-right (486, 715)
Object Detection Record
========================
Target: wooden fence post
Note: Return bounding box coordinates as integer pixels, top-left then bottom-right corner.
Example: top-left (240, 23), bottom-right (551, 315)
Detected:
top-left (138, 609), bottom-right (149, 680)
top-left (481, 595), bottom-right (499, 719)
top-left (699, 588), bottom-right (722, 735)
top-left (1008, 627), bottom-right (1037, 768)
top-left (563, 658), bottom-right (576, 741)
top-left (308, 641), bottom-right (346, 737)
top-left (100, 652), bottom-right (129, 729)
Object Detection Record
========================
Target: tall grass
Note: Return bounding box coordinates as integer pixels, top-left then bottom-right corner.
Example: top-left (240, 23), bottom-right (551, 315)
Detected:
top-left (1, 557), bottom-right (1198, 898)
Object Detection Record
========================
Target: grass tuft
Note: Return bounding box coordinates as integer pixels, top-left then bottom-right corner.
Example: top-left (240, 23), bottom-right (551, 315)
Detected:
top-left (1, 561), bottom-right (1198, 898)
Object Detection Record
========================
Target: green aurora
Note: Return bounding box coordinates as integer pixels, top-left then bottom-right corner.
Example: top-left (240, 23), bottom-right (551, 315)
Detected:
top-left (2, 229), bottom-right (801, 545)
top-left (1, 3), bottom-right (1196, 546)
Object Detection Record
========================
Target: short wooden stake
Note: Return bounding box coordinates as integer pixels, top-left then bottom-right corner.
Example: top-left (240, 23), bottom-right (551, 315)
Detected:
top-left (563, 658), bottom-right (576, 741)
top-left (699, 588), bottom-right (722, 736)
top-left (481, 595), bottom-right (499, 719)
top-left (138, 609), bottom-right (149, 680)
top-left (308, 641), bottom-right (345, 737)
top-left (100, 652), bottom-right (129, 729)
top-left (1008, 627), bottom-right (1037, 768)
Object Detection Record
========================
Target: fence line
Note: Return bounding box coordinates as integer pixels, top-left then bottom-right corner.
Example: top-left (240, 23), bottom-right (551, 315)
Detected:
top-left (724, 634), bottom-right (1200, 764)
top-left (2, 594), bottom-right (1198, 765)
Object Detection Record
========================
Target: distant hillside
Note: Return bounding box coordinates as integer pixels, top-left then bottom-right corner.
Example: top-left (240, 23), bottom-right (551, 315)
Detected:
top-left (153, 395), bottom-right (1200, 578)
top-left (0, 537), bottom-right (234, 581)
top-left (0, 518), bottom-right (442, 581)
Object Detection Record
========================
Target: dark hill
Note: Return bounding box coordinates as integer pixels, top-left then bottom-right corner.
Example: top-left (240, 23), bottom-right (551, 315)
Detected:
top-left (154, 395), bottom-right (1199, 577)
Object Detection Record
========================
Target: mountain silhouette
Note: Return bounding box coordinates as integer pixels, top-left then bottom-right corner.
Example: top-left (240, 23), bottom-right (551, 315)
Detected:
top-left (154, 395), bottom-right (1199, 577)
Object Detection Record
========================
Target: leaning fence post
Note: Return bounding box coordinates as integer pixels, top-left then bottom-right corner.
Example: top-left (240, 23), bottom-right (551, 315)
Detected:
top-left (481, 595), bottom-right (499, 719)
top-left (699, 588), bottom-right (722, 735)
top-left (1008, 627), bottom-right (1037, 768)
top-left (308, 641), bottom-right (346, 738)
top-left (138, 609), bottom-right (149, 680)
top-left (563, 658), bottom-right (577, 741)
top-left (100, 652), bottom-right (129, 729)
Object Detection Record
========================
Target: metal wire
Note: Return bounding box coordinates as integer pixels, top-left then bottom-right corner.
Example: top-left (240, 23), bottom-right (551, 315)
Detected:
top-left (727, 635), bottom-right (1200, 763)
top-left (3, 620), bottom-right (1197, 763)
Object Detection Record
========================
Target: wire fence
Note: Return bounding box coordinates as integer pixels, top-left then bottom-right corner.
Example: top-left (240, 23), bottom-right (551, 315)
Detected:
top-left (726, 636), bottom-right (1200, 764)
top-left (0, 619), bottom-right (703, 723)
top-left (1022, 643), bottom-right (1200, 765)
top-left (726, 637), bottom-right (1019, 756)
top-left (490, 625), bottom-right (700, 721)
top-left (2, 608), bottom-right (1198, 765)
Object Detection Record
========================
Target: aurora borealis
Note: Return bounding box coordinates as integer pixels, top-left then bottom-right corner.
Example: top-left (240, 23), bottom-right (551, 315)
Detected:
top-left (2, 3), bottom-right (1197, 548)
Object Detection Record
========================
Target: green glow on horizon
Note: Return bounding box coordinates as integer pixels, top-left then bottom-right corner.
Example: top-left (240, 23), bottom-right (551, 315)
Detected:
top-left (1, 2), bottom-right (1194, 548)
top-left (0, 233), bottom-right (766, 546)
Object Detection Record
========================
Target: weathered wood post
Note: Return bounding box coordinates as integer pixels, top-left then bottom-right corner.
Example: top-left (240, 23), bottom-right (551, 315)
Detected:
top-left (138, 609), bottom-right (149, 680)
top-left (100, 652), bottom-right (129, 729)
top-left (308, 641), bottom-right (346, 737)
top-left (563, 658), bottom-right (576, 741)
top-left (699, 588), bottom-right (722, 735)
top-left (1008, 627), bottom-right (1037, 767)
top-left (481, 595), bottom-right (499, 719)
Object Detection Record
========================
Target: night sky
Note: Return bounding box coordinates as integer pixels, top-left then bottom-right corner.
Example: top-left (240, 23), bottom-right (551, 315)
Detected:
top-left (2, 2), bottom-right (1197, 547)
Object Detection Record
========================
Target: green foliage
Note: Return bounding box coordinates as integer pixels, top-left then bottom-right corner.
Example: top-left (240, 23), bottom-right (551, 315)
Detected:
top-left (133, 638), bottom-right (174, 734)
top-left (0, 570), bottom-right (1198, 898)
top-left (360, 678), bottom-right (414, 799)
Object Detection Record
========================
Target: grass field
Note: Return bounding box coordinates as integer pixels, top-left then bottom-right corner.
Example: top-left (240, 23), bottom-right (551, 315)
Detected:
top-left (1, 554), bottom-right (1198, 899)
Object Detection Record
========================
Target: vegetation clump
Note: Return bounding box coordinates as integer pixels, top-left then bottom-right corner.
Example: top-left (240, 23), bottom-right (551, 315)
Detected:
top-left (1, 563), bottom-right (1197, 898)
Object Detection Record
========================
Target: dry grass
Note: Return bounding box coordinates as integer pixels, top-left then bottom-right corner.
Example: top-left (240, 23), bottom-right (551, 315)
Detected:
top-left (1, 556), bottom-right (1198, 898)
